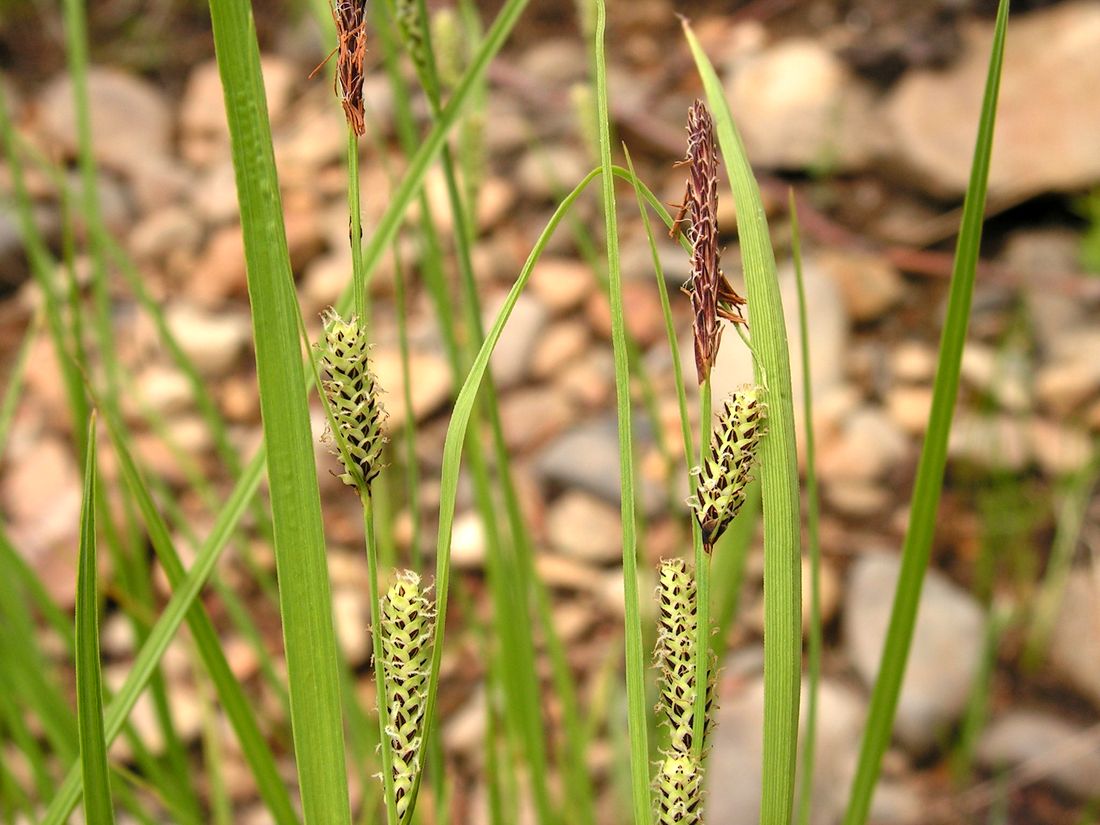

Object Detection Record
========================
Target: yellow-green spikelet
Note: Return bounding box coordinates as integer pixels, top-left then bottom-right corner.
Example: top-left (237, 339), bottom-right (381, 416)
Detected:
top-left (688, 386), bottom-right (766, 547)
top-left (380, 570), bottom-right (435, 820)
top-left (320, 311), bottom-right (387, 489)
top-left (654, 559), bottom-right (716, 756)
top-left (655, 753), bottom-right (703, 825)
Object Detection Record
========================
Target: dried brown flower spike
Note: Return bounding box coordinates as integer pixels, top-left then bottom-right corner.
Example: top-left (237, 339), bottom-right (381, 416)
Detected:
top-left (333, 0), bottom-right (368, 136)
top-left (674, 100), bottom-right (747, 385)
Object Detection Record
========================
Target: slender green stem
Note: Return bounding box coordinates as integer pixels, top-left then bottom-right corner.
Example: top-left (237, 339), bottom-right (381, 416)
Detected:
top-left (691, 380), bottom-right (712, 760)
top-left (362, 491), bottom-right (400, 825)
top-left (791, 194), bottom-right (822, 825)
top-left (348, 128), bottom-right (367, 322)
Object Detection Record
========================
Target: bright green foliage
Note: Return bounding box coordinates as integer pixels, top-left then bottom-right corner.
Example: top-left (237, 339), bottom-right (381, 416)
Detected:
top-left (654, 754), bottom-right (702, 825)
top-left (689, 387), bottom-right (767, 547)
top-left (321, 311), bottom-right (388, 488)
top-left (380, 571), bottom-right (435, 821)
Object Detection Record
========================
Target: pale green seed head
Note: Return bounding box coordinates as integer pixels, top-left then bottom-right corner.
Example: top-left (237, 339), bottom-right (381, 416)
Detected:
top-left (320, 310), bottom-right (387, 489)
top-left (394, 0), bottom-right (428, 78)
top-left (688, 385), bottom-right (767, 547)
top-left (431, 7), bottom-right (463, 89)
top-left (381, 570), bottom-right (435, 820)
top-left (654, 753), bottom-right (703, 825)
top-left (654, 559), bottom-right (716, 756)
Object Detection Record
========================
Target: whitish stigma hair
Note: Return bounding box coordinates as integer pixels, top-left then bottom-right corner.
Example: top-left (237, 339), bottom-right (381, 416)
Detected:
top-left (688, 386), bottom-right (766, 551)
top-left (320, 310), bottom-right (387, 490)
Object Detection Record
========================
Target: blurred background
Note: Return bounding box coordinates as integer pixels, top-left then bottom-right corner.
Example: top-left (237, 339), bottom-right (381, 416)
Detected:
top-left (1, 0), bottom-right (1099, 823)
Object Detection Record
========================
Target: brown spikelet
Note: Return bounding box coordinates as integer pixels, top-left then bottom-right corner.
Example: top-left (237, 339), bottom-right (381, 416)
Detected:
top-left (674, 100), bottom-right (747, 384)
top-left (333, 0), bottom-right (368, 136)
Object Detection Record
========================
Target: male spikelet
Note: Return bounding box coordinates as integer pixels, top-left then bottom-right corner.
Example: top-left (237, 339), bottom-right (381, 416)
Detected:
top-left (674, 100), bottom-right (746, 385)
top-left (380, 571), bottom-right (435, 820)
top-left (320, 310), bottom-right (387, 489)
top-left (689, 386), bottom-right (767, 550)
top-left (655, 754), bottom-right (703, 825)
top-left (332, 0), bottom-right (368, 136)
top-left (654, 559), bottom-right (716, 756)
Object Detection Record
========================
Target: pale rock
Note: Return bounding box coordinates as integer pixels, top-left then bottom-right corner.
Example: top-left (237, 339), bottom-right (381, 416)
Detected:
top-left (131, 365), bottom-right (193, 419)
top-left (845, 552), bottom-right (985, 753)
top-left (868, 781), bottom-right (925, 825)
top-left (586, 279), bottom-right (665, 347)
top-left (476, 177), bottom-right (516, 233)
top-left (1035, 329), bottom-right (1100, 414)
top-left (818, 249), bottom-right (904, 323)
top-left (887, 385), bottom-right (933, 435)
top-left (444, 687), bottom-right (487, 759)
top-left (556, 349), bottom-right (615, 410)
top-left (301, 250), bottom-right (352, 316)
top-left (546, 492), bottom-right (622, 564)
top-left (371, 346), bottom-right (452, 428)
top-left (801, 555), bottom-right (841, 631)
top-left (129, 206), bottom-right (202, 269)
top-left (818, 407), bottom-right (908, 484)
top-left (275, 103), bottom-right (346, 172)
top-left (499, 387), bottom-right (575, 452)
top-left (824, 479), bottom-right (892, 518)
top-left (1048, 569), bottom-right (1100, 708)
top-left (193, 224), bottom-right (247, 305)
top-left (450, 511), bottom-right (486, 569)
top-left (707, 675), bottom-right (867, 825)
top-left (701, 258), bottom-right (848, 416)
top-left (552, 599), bottom-right (597, 643)
top-left (517, 145), bottom-right (589, 200)
top-left (518, 37), bottom-right (587, 87)
top-left (1004, 229), bottom-right (1088, 352)
top-left (1029, 420), bottom-right (1093, 477)
top-left (192, 161), bottom-right (241, 225)
top-left (977, 711), bottom-right (1100, 800)
top-left (38, 67), bottom-right (172, 177)
top-left (126, 155), bottom-right (192, 213)
top-left (948, 413), bottom-right (1031, 472)
top-left (219, 375), bottom-right (260, 424)
top-left (890, 341), bottom-right (937, 384)
top-left (332, 588), bottom-right (370, 665)
top-left (883, 2), bottom-right (1100, 198)
top-left (100, 613), bottom-right (135, 657)
top-left (1, 435), bottom-right (82, 579)
top-left (486, 293), bottom-right (548, 389)
top-left (531, 320), bottom-right (589, 380)
top-left (529, 256), bottom-right (593, 314)
top-left (536, 416), bottom-right (664, 515)
top-left (962, 343), bottom-right (1032, 412)
top-left (535, 553), bottom-right (607, 594)
top-left (166, 303), bottom-right (251, 377)
top-left (724, 39), bottom-right (875, 171)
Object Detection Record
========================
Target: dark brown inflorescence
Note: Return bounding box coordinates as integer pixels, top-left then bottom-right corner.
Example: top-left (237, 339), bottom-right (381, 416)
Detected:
top-left (673, 100), bottom-right (746, 385)
top-left (333, 0), bottom-right (368, 136)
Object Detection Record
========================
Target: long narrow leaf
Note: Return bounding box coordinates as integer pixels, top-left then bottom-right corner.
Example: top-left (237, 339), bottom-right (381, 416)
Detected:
top-left (683, 22), bottom-right (803, 825)
top-left (841, 4), bottom-right (1009, 823)
top-left (75, 415), bottom-right (115, 824)
top-left (206, 1), bottom-right (350, 821)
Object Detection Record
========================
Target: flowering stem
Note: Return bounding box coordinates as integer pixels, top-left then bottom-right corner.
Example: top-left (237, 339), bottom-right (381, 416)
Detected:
top-left (362, 490), bottom-right (399, 825)
top-left (691, 377), bottom-right (713, 759)
top-left (347, 127), bottom-right (367, 322)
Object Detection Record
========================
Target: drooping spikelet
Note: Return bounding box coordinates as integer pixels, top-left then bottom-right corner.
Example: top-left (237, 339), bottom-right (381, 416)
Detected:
top-left (394, 0), bottom-right (429, 79)
top-left (655, 754), bottom-right (703, 825)
top-left (674, 100), bottom-right (747, 385)
top-left (332, 0), bottom-right (368, 136)
top-left (320, 310), bottom-right (387, 489)
top-left (654, 559), bottom-right (716, 756)
top-left (380, 571), bottom-right (435, 820)
top-left (688, 386), bottom-right (767, 549)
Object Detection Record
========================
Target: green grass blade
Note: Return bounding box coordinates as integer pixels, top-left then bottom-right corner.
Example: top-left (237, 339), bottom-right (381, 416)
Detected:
top-left (841, 3), bottom-right (1009, 823)
top-left (206, 1), bottom-right (350, 821)
top-left (790, 194), bottom-right (823, 825)
top-left (98, 403), bottom-right (300, 825)
top-left (593, 4), bottom-right (652, 822)
top-left (410, 167), bottom-right (603, 820)
top-left (683, 21), bottom-right (803, 824)
top-left (40, 446), bottom-right (265, 825)
top-left (74, 415), bottom-right (115, 825)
